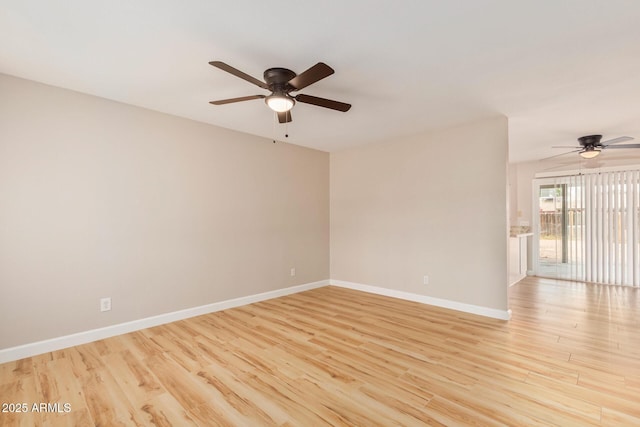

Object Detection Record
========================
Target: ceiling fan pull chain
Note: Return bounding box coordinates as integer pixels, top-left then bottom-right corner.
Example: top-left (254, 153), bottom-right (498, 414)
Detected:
top-left (273, 111), bottom-right (277, 143)
top-left (285, 113), bottom-right (289, 138)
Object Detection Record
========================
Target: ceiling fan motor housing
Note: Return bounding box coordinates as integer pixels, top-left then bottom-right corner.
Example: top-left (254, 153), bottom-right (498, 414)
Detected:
top-left (578, 134), bottom-right (603, 148)
top-left (264, 68), bottom-right (297, 89)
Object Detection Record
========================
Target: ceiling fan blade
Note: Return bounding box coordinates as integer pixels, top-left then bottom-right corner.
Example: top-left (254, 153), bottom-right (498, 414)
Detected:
top-left (277, 110), bottom-right (292, 123)
top-left (551, 146), bottom-right (581, 148)
top-left (540, 149), bottom-right (581, 161)
top-left (288, 63), bottom-right (334, 90)
top-left (602, 136), bottom-right (634, 146)
top-left (209, 61), bottom-right (269, 89)
top-left (295, 94), bottom-right (351, 112)
top-left (209, 95), bottom-right (265, 105)
top-left (604, 143), bottom-right (640, 149)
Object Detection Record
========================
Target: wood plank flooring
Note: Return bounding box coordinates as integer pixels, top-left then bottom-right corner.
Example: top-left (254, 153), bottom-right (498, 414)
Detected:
top-left (1, 277), bottom-right (640, 426)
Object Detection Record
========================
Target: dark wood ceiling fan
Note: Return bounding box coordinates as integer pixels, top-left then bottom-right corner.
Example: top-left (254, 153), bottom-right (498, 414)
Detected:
top-left (544, 135), bottom-right (640, 160)
top-left (208, 61), bottom-right (351, 123)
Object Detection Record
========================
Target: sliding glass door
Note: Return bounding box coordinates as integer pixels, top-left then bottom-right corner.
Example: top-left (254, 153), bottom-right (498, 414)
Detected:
top-left (533, 168), bottom-right (640, 287)
top-left (535, 178), bottom-right (583, 281)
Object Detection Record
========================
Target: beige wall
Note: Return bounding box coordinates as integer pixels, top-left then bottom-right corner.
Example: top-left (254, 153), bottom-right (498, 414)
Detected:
top-left (330, 116), bottom-right (509, 311)
top-left (509, 161), bottom-right (539, 227)
top-left (0, 74), bottom-right (329, 349)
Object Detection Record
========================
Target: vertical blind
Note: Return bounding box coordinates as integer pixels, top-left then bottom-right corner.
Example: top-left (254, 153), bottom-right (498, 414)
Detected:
top-left (583, 170), bottom-right (640, 286)
top-left (536, 168), bottom-right (640, 287)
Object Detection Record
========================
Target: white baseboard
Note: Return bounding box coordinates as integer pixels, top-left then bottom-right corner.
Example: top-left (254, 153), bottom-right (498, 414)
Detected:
top-left (0, 280), bottom-right (329, 364)
top-left (330, 280), bottom-right (511, 321)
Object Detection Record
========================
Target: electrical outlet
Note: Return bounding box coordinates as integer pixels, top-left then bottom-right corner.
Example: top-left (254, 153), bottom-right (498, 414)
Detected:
top-left (100, 297), bottom-right (111, 312)
top-left (423, 275), bottom-right (429, 285)
top-left (290, 268), bottom-right (296, 277)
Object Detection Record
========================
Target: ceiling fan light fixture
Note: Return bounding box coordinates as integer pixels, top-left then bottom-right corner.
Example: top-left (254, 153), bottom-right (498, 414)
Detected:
top-left (265, 94), bottom-right (295, 112)
top-left (580, 147), bottom-right (601, 159)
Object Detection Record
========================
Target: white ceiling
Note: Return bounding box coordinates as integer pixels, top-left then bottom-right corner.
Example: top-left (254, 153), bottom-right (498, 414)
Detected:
top-left (2, 0), bottom-right (640, 163)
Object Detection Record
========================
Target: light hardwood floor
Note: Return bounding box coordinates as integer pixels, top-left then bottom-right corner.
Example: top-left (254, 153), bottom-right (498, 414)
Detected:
top-left (1, 277), bottom-right (640, 426)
